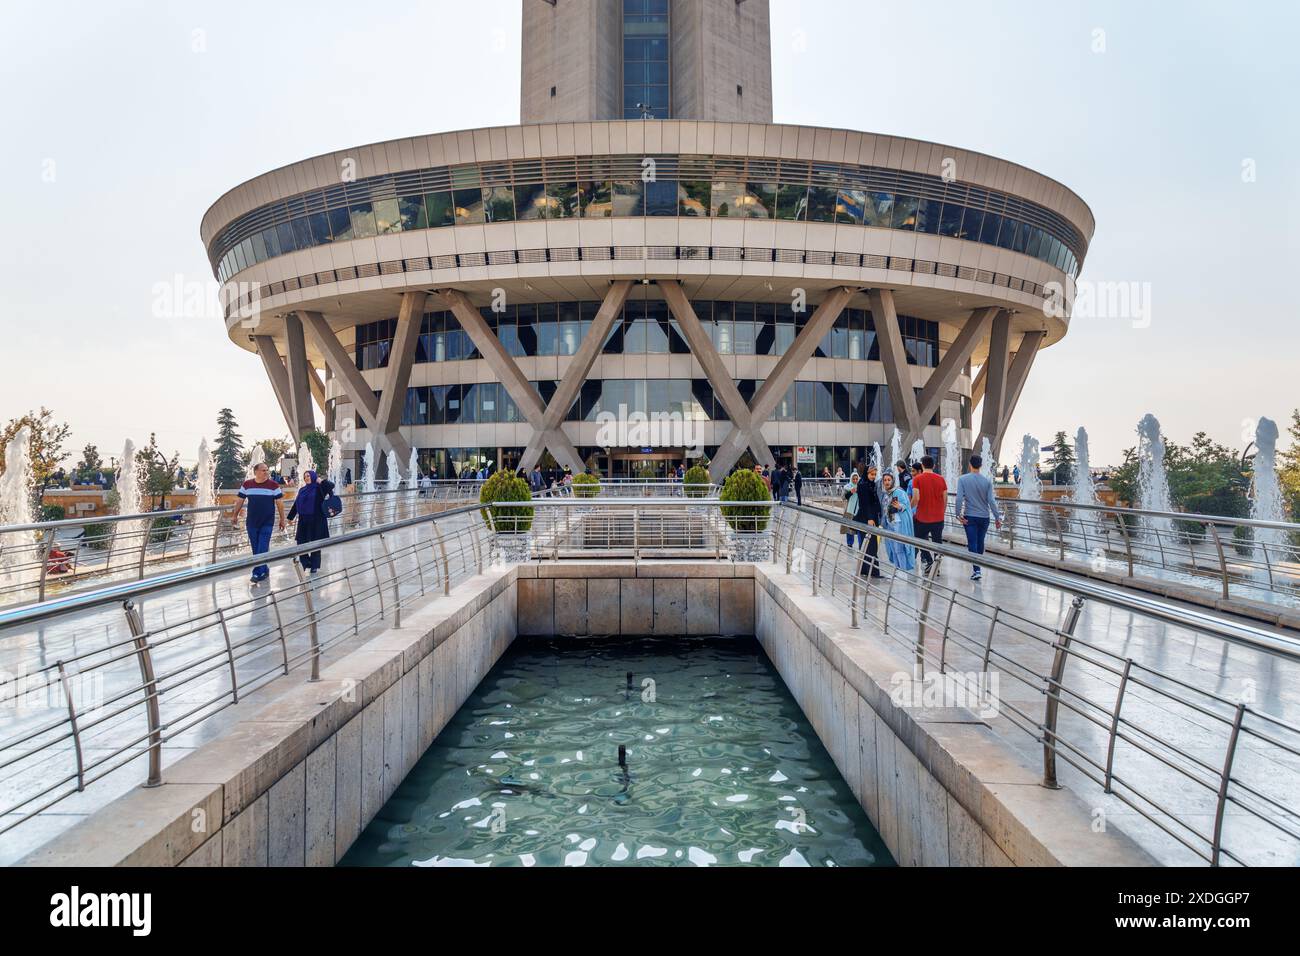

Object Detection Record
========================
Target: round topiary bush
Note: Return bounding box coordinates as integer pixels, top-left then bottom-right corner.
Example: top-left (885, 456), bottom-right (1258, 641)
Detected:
top-left (719, 469), bottom-right (772, 532)
top-left (683, 464), bottom-right (711, 498)
top-left (572, 472), bottom-right (600, 498)
top-left (479, 471), bottom-right (533, 533)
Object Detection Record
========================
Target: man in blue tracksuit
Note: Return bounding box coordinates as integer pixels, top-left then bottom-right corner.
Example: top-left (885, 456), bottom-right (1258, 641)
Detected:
top-left (954, 454), bottom-right (1002, 581)
top-left (229, 462), bottom-right (286, 584)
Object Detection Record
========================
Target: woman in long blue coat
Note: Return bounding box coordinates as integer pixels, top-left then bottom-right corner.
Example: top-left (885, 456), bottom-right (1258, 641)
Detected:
top-left (288, 471), bottom-right (331, 573)
top-left (881, 471), bottom-right (916, 572)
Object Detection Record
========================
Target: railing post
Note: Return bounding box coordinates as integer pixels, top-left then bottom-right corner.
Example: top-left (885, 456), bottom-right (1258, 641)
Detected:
top-left (379, 532), bottom-right (401, 628)
top-left (136, 518), bottom-right (150, 580)
top-left (122, 600), bottom-right (163, 788)
top-left (1042, 595), bottom-right (1086, 789)
top-left (431, 523), bottom-right (451, 596)
top-left (810, 531), bottom-right (830, 596)
top-left (268, 589), bottom-right (289, 675)
top-left (1103, 658), bottom-right (1132, 794)
top-left (36, 528), bottom-right (54, 603)
top-left (1211, 703), bottom-right (1246, 866)
top-left (633, 507), bottom-right (640, 562)
top-left (55, 660), bottom-right (85, 792)
top-left (215, 607), bottom-right (241, 701)
top-left (1207, 523), bottom-right (1230, 600)
top-left (916, 557), bottom-right (943, 674)
top-left (294, 562), bottom-right (321, 681)
top-left (1115, 514), bottom-right (1136, 578)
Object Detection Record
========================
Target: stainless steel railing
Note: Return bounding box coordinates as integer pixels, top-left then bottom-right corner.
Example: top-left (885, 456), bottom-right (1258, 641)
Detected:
top-left (0, 481), bottom-right (485, 607)
top-left (529, 478), bottom-right (720, 498)
top-left (773, 501), bottom-right (1300, 866)
top-left (801, 480), bottom-right (1300, 608)
top-left (0, 500), bottom-right (494, 847)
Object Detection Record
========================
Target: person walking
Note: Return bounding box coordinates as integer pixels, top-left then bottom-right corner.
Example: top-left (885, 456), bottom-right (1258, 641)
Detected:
top-left (840, 468), bottom-right (862, 548)
top-left (909, 455), bottom-right (947, 574)
top-left (229, 461), bottom-right (285, 585)
top-left (955, 454), bottom-right (1002, 581)
top-left (880, 471), bottom-right (916, 572)
top-left (792, 465), bottom-right (803, 506)
top-left (849, 463), bottom-right (883, 578)
top-left (529, 465), bottom-right (544, 494)
top-left (773, 463), bottom-right (788, 503)
top-left (287, 470), bottom-right (331, 574)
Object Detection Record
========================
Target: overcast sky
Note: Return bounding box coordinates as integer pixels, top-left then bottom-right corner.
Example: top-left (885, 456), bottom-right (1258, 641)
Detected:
top-left (1, 0), bottom-right (1295, 468)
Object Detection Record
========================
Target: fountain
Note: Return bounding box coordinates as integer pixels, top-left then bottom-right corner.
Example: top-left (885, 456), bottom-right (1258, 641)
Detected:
top-left (385, 449), bottom-right (402, 492)
top-left (887, 428), bottom-right (901, 479)
top-left (0, 427), bottom-right (36, 590)
top-left (979, 437), bottom-right (994, 480)
top-left (1071, 427), bottom-right (1100, 509)
top-left (117, 440), bottom-right (142, 517)
top-left (360, 441), bottom-right (376, 525)
top-left (1251, 417), bottom-right (1285, 560)
top-left (870, 441), bottom-right (882, 479)
top-left (1136, 414), bottom-right (1173, 534)
top-left (194, 439), bottom-right (218, 559)
top-left (1017, 435), bottom-right (1042, 504)
top-left (909, 438), bottom-right (925, 467)
top-left (246, 443), bottom-right (266, 479)
top-left (327, 438), bottom-right (344, 488)
top-left (297, 441), bottom-right (316, 479)
top-left (941, 419), bottom-right (960, 493)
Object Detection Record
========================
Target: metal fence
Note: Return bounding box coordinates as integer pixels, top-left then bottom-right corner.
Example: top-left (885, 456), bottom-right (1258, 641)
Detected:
top-left (801, 480), bottom-right (1300, 608)
top-left (773, 502), bottom-right (1300, 866)
top-left (0, 501), bottom-right (493, 845)
top-left (2, 494), bottom-right (1298, 866)
top-left (0, 481), bottom-right (485, 607)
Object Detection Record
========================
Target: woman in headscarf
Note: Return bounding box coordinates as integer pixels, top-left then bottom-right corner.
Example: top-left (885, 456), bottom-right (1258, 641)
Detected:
top-left (881, 471), bottom-right (916, 572)
top-left (288, 470), bottom-right (330, 573)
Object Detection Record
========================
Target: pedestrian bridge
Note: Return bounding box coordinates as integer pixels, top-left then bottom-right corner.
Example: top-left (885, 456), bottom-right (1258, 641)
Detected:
top-left (1, 493), bottom-right (1298, 866)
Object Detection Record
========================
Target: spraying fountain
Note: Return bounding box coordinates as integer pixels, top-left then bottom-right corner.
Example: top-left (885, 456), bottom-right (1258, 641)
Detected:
top-left (0, 427), bottom-right (36, 590)
top-left (1017, 435), bottom-right (1042, 500)
top-left (1071, 427), bottom-right (1099, 508)
top-left (941, 419), bottom-right (960, 493)
top-left (979, 437), bottom-right (994, 480)
top-left (327, 438), bottom-right (343, 488)
top-left (246, 444), bottom-right (266, 479)
top-left (406, 449), bottom-right (421, 490)
top-left (194, 439), bottom-right (218, 558)
top-left (385, 449), bottom-right (402, 491)
top-left (1136, 414), bottom-right (1173, 534)
top-left (297, 441), bottom-right (316, 480)
top-left (887, 428), bottom-right (901, 479)
top-left (908, 438), bottom-right (925, 467)
top-left (360, 441), bottom-right (376, 525)
top-left (1251, 417), bottom-right (1285, 560)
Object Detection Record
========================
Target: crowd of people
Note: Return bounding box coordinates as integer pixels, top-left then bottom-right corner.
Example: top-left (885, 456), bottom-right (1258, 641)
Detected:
top-left (838, 453), bottom-right (1002, 582)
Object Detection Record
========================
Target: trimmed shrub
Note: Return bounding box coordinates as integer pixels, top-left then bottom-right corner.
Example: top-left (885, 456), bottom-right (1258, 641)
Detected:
top-left (40, 504), bottom-right (66, 522)
top-left (81, 522), bottom-right (111, 550)
top-left (683, 464), bottom-right (711, 498)
top-left (719, 469), bottom-right (772, 532)
top-left (572, 473), bottom-right (600, 498)
top-left (479, 471), bottom-right (533, 533)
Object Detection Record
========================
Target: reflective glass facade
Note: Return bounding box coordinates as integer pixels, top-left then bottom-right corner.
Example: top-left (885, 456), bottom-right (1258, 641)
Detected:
top-left (354, 301), bottom-right (940, 370)
top-left (623, 0), bottom-right (670, 119)
top-left (211, 154), bottom-right (1085, 282)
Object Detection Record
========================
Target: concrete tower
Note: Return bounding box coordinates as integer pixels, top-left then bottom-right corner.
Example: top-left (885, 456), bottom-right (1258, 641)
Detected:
top-left (520, 0), bottom-right (773, 124)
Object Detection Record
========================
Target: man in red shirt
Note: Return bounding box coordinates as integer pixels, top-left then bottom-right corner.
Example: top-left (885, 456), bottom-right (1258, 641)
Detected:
top-left (909, 455), bottom-right (947, 573)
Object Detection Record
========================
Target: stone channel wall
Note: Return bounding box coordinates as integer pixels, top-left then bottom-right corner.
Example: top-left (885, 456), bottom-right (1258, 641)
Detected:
top-left (25, 559), bottom-right (1152, 866)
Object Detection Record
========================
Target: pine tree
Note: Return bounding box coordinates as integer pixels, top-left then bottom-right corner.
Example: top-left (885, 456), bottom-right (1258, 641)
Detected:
top-left (1046, 430), bottom-right (1075, 486)
top-left (1279, 408), bottom-right (1300, 520)
top-left (213, 408), bottom-right (244, 489)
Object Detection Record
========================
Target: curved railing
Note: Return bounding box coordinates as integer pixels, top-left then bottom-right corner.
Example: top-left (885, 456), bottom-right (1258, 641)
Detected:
top-left (0, 481), bottom-right (485, 607)
top-left (801, 479), bottom-right (1300, 609)
top-left (773, 502), bottom-right (1300, 866)
top-left (2, 496), bottom-right (1297, 865)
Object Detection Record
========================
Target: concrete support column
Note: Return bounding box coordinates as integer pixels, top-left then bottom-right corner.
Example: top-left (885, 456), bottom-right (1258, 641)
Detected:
top-left (992, 329), bottom-right (1045, 460)
top-left (901, 306), bottom-right (997, 450)
top-left (520, 280), bottom-right (633, 472)
top-left (283, 313), bottom-right (316, 439)
top-left (373, 291), bottom-right (428, 439)
top-left (435, 288), bottom-right (586, 473)
top-left (252, 336), bottom-right (297, 439)
top-left (975, 310), bottom-right (1012, 456)
top-left (868, 288), bottom-right (924, 446)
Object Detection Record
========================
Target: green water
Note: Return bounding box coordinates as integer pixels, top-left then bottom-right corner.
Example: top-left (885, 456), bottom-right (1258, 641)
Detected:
top-left (340, 635), bottom-right (893, 867)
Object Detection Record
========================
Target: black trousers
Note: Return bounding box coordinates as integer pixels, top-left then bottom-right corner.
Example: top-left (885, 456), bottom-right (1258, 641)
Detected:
top-left (914, 520), bottom-right (945, 566)
top-left (859, 529), bottom-right (882, 577)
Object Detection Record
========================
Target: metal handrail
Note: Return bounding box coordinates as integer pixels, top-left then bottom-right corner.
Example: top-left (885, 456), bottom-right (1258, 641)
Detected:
top-left (776, 501), bottom-right (1300, 866)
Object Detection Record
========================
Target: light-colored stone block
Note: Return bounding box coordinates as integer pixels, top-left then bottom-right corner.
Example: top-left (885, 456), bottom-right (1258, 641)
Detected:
top-left (335, 714), bottom-right (363, 861)
top-left (222, 792), bottom-right (269, 867)
top-left (360, 698), bottom-right (385, 823)
top-left (553, 577), bottom-right (588, 635)
top-left (620, 578), bottom-right (653, 634)
top-left (305, 740), bottom-right (337, 867)
top-left (685, 577), bottom-right (719, 634)
top-left (652, 578), bottom-right (686, 635)
top-left (718, 578), bottom-right (754, 635)
top-left (587, 578), bottom-right (621, 633)
top-left (517, 577), bottom-right (554, 635)
top-left (268, 760), bottom-right (306, 866)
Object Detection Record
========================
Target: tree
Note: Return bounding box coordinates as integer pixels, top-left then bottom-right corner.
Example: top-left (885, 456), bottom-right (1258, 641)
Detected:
top-left (0, 407), bottom-right (71, 489)
top-left (135, 433), bottom-right (181, 508)
top-left (213, 408), bottom-right (244, 489)
top-left (300, 429), bottom-right (330, 473)
top-left (1107, 430), bottom-right (1247, 517)
top-left (74, 443), bottom-right (104, 484)
top-left (1278, 408), bottom-right (1300, 521)
top-left (253, 437), bottom-right (293, 469)
top-left (1045, 430), bottom-right (1075, 486)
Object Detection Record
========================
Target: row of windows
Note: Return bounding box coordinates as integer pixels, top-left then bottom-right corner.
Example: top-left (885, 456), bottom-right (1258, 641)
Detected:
top-left (623, 0), bottom-right (670, 120)
top-left (391, 378), bottom-right (962, 428)
top-left (355, 301), bottom-right (940, 370)
top-left (216, 181), bottom-right (1079, 284)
